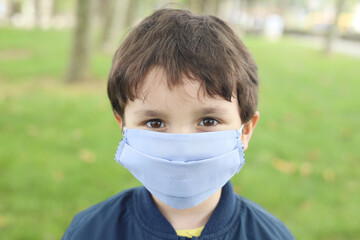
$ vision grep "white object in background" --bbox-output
[264,14,285,40]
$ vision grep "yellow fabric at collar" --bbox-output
[176,226,204,238]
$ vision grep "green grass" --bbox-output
[241,37,360,239]
[0,28,359,239]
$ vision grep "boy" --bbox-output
[62,8,295,239]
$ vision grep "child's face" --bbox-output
[115,66,259,150]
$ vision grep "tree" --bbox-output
[3,0,15,24]
[187,0,221,15]
[99,0,132,54]
[125,0,139,27]
[323,0,346,55]
[189,0,205,14]
[98,0,140,54]
[66,0,93,83]
[34,0,41,27]
[99,0,117,52]
[204,0,221,16]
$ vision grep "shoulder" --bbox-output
[234,194,295,240]
[62,187,139,240]
[71,187,135,227]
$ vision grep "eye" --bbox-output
[199,118,219,127]
[145,119,165,128]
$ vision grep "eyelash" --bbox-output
[144,117,220,128]
[145,119,165,128]
[199,118,220,127]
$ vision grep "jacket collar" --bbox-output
[133,181,237,237]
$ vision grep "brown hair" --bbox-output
[107,8,259,123]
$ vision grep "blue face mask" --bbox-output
[115,127,245,209]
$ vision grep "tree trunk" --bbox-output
[40,0,55,29]
[4,0,14,24]
[323,0,346,55]
[34,0,41,27]
[99,0,131,53]
[99,0,116,51]
[125,0,138,27]
[204,0,221,16]
[190,0,205,14]
[66,0,93,83]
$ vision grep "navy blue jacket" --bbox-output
[62,182,295,239]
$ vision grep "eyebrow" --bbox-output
[134,110,166,118]
[197,107,228,115]
[134,107,228,118]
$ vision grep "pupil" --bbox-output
[151,120,161,128]
[204,119,214,126]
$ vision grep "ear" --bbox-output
[114,112,123,128]
[241,111,260,151]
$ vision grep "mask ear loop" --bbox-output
[239,124,244,133]
[122,126,127,137]
[236,124,245,139]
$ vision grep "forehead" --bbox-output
[124,66,240,120]
[135,66,218,104]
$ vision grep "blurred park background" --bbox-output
[0,0,360,239]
